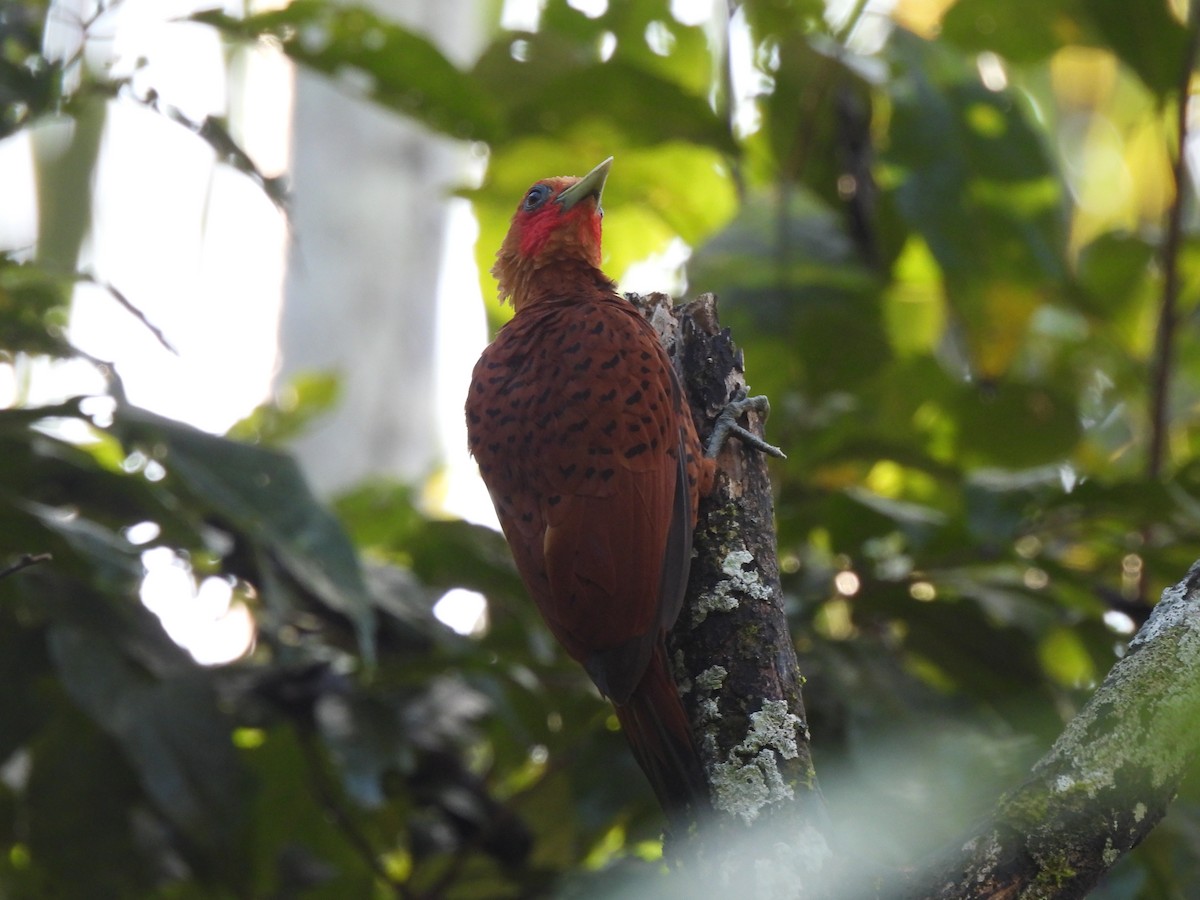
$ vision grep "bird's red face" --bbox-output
[492,157,612,309]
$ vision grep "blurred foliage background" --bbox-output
[3,0,1200,896]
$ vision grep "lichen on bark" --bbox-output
[895,561,1200,899]
[631,291,830,890]
[629,291,1200,899]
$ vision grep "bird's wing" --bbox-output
[469,298,694,703]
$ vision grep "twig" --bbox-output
[0,553,52,579]
[75,273,179,355]
[1148,7,1200,479]
[129,86,291,214]
[68,347,129,405]
[28,262,179,356]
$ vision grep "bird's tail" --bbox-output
[614,642,710,828]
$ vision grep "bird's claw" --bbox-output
[705,389,787,460]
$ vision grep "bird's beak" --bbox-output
[557,157,613,211]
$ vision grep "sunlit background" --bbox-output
[6,0,1200,893]
[2,0,765,662]
[1,0,1183,660]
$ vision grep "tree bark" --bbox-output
[632,292,831,893]
[888,560,1200,899]
[632,291,1200,898]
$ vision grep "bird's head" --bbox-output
[492,157,612,310]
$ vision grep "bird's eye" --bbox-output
[523,185,550,211]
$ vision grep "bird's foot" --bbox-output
[705,389,786,460]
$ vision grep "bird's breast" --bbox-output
[468,298,679,482]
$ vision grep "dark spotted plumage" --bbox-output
[466,159,713,825]
[468,294,711,696]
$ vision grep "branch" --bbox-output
[75,273,178,355]
[0,553,52,579]
[889,562,1200,898]
[1147,7,1200,479]
[633,294,1200,899]
[632,292,831,890]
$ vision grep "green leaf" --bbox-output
[0,605,50,762]
[500,60,736,152]
[195,1,499,141]
[0,405,203,555]
[600,144,738,246]
[471,19,734,152]
[1073,231,1155,322]
[1082,0,1189,98]
[0,3,60,139]
[336,480,526,607]
[48,624,251,880]
[887,29,1061,200]
[0,256,74,358]
[228,370,342,446]
[738,0,827,38]
[314,692,412,808]
[25,707,153,897]
[941,0,1086,63]
[691,189,870,288]
[690,187,886,394]
[819,488,945,552]
[534,0,716,98]
[885,31,1068,377]
[111,405,377,659]
[606,4,716,98]
[882,238,946,357]
[886,35,1065,265]
[867,587,1048,705]
[239,727,381,895]
[14,499,143,591]
[952,381,1081,468]
[1038,625,1096,687]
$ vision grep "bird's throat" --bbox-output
[508,258,616,313]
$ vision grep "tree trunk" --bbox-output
[633,292,831,893]
[634,291,1200,898]
[278,0,482,495]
